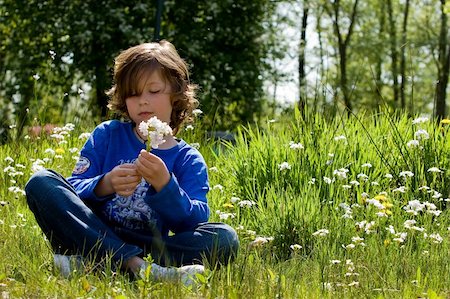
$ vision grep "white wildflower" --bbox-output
[357,173,369,181]
[427,167,442,173]
[407,139,421,148]
[278,162,291,171]
[412,116,429,124]
[323,176,333,184]
[209,166,218,172]
[333,168,349,180]
[414,129,430,140]
[393,186,407,193]
[313,229,330,237]
[399,171,414,178]
[427,233,443,244]
[290,244,302,252]
[362,163,372,168]
[404,200,425,215]
[192,109,203,116]
[249,236,273,248]
[78,132,91,139]
[334,135,347,141]
[138,116,173,149]
[289,141,304,150]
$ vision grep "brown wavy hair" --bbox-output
[106,40,198,133]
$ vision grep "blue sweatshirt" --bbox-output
[67,120,210,236]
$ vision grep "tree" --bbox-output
[435,0,450,119]
[298,2,310,117]
[163,0,277,130]
[386,0,400,104]
[325,0,360,114]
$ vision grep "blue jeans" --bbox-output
[25,169,239,267]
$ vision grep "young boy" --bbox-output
[25,40,239,285]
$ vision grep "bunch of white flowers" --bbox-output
[138,116,173,150]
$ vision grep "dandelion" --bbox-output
[278,162,291,171]
[138,116,173,150]
[427,167,442,173]
[440,119,450,124]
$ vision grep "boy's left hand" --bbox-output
[135,149,170,192]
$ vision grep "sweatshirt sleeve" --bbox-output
[144,149,210,232]
[67,124,111,203]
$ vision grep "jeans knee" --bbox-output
[25,169,60,205]
[215,223,239,262]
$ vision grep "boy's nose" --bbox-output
[138,94,151,105]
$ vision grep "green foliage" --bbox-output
[2,113,450,296]
[162,0,277,130]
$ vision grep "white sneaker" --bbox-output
[53,254,83,278]
[139,263,205,287]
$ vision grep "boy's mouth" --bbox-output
[139,112,153,117]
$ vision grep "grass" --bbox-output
[1,111,450,298]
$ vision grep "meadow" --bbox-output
[1,110,450,298]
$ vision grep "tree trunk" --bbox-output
[329,0,359,115]
[399,0,410,110]
[298,6,309,117]
[435,0,450,119]
[386,0,399,104]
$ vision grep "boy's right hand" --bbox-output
[99,163,142,197]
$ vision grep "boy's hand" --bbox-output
[135,149,170,192]
[103,163,142,197]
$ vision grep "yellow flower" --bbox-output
[385,209,393,216]
[384,239,391,247]
[383,202,393,209]
[440,119,450,124]
[55,148,65,155]
[223,203,234,209]
[374,194,387,202]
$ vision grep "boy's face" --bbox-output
[125,70,172,126]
